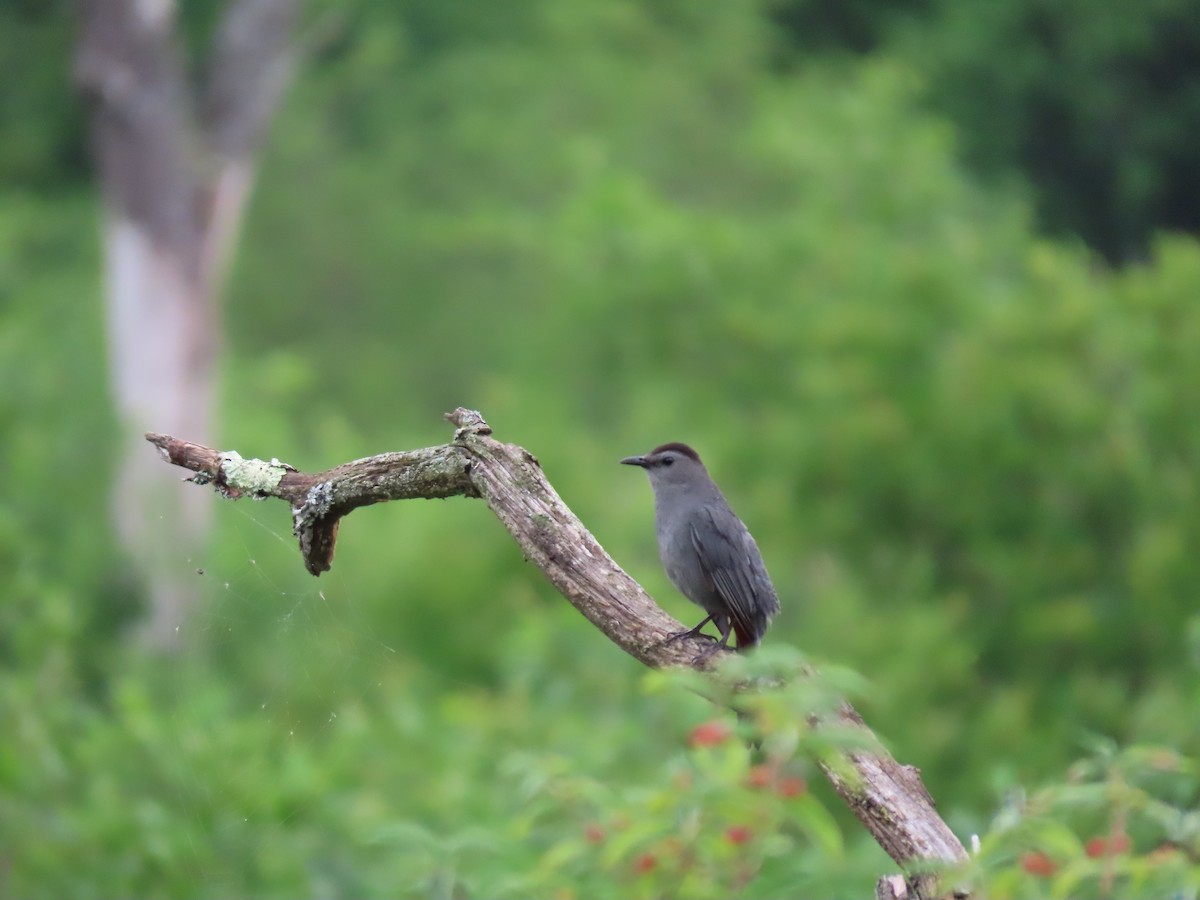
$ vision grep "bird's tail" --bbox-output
[733,619,761,652]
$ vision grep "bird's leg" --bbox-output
[690,615,734,662]
[714,615,734,649]
[660,614,717,646]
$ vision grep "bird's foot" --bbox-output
[659,624,717,648]
[690,640,729,664]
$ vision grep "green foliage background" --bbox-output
[2,0,1199,897]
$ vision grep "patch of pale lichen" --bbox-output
[220,451,289,499]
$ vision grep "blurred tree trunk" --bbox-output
[75,0,298,647]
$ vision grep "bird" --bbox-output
[621,442,780,651]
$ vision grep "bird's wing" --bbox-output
[689,507,778,647]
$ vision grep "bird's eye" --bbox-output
[661,456,674,467]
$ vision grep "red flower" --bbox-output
[1085,834,1131,858]
[745,764,775,789]
[583,824,605,844]
[777,776,808,798]
[725,825,754,845]
[688,720,733,748]
[1020,851,1058,878]
[633,853,657,874]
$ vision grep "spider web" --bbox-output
[149,499,421,893]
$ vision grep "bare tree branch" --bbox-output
[146,408,970,896]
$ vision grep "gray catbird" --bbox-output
[622,443,780,650]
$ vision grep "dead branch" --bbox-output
[146,408,969,896]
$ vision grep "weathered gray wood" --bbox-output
[145,408,969,896]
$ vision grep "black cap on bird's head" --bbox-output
[620,442,703,469]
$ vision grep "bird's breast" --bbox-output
[655,507,719,611]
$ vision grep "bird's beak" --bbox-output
[620,455,648,468]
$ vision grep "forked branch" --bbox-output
[146,408,968,897]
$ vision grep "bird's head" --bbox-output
[620,442,710,492]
